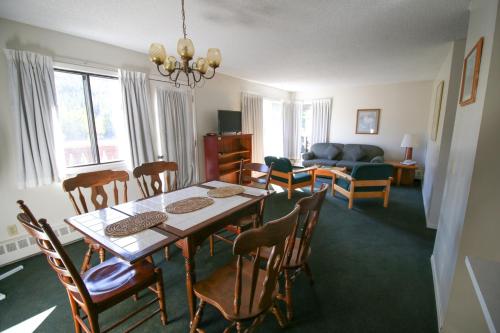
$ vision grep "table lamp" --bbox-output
[400,134,418,161]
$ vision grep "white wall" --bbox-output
[297,81,433,165]
[431,0,500,331]
[422,40,465,229]
[0,18,290,265]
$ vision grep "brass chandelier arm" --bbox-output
[154,64,216,88]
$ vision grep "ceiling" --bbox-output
[0,0,470,92]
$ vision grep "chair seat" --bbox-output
[73,257,157,310]
[272,173,312,185]
[259,238,311,269]
[193,258,278,321]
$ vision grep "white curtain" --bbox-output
[241,92,264,163]
[4,49,60,188]
[157,87,198,188]
[311,98,332,144]
[283,101,302,160]
[119,69,155,168]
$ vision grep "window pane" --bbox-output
[263,99,284,158]
[300,104,313,153]
[54,71,95,167]
[89,76,126,163]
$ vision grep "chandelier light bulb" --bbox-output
[195,57,209,74]
[207,48,221,68]
[177,38,195,60]
[163,56,177,73]
[149,43,166,65]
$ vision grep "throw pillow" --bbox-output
[343,145,365,161]
[302,152,315,160]
[325,146,340,160]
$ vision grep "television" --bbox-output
[218,110,242,134]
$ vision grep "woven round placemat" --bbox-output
[104,211,167,237]
[165,196,214,214]
[207,185,245,198]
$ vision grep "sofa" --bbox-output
[302,143,384,170]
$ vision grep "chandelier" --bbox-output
[148,0,221,88]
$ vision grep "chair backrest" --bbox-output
[264,156,293,174]
[16,201,92,308]
[238,160,273,190]
[284,183,328,267]
[232,206,300,315]
[62,170,129,214]
[133,161,178,198]
[351,163,393,181]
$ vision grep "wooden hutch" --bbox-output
[204,134,252,183]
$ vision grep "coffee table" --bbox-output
[313,166,348,191]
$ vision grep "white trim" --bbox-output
[431,254,444,331]
[53,57,118,77]
[63,160,130,176]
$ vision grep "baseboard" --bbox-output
[431,254,444,332]
[0,224,82,266]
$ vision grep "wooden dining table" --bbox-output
[64,180,272,324]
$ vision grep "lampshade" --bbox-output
[207,48,221,68]
[401,134,419,148]
[177,38,195,60]
[163,56,177,73]
[149,43,166,65]
[195,57,209,74]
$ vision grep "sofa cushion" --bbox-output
[336,160,367,170]
[311,143,344,159]
[271,171,312,184]
[264,156,279,168]
[342,145,365,161]
[302,159,338,167]
[325,146,341,160]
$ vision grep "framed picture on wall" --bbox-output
[356,109,380,134]
[431,81,445,141]
[459,37,484,106]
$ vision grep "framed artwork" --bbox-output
[460,37,484,106]
[356,109,380,134]
[431,81,445,141]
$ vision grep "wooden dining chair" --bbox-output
[261,183,329,321]
[16,200,167,333]
[209,160,273,256]
[133,161,178,198]
[189,205,300,333]
[62,170,129,273]
[133,161,178,260]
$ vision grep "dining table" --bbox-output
[64,180,272,324]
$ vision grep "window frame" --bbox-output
[54,67,126,169]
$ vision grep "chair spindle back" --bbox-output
[133,161,178,198]
[62,170,129,214]
[232,206,300,315]
[238,161,273,190]
[284,183,328,267]
[16,201,92,307]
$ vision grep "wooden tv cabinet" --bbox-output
[204,134,253,183]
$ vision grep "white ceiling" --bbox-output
[0,0,469,92]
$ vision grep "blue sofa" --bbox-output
[302,143,384,170]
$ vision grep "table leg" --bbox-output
[182,238,197,322]
[397,168,402,186]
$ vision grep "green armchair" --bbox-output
[264,156,316,199]
[332,163,393,209]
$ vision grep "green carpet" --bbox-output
[0,183,437,332]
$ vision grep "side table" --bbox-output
[385,161,418,186]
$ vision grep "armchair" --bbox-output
[264,156,316,199]
[331,163,393,209]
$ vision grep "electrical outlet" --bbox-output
[7,225,18,237]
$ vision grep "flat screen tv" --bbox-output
[218,110,242,134]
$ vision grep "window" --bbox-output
[54,69,127,167]
[263,99,284,157]
[300,103,313,153]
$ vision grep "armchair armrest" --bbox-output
[331,169,353,181]
[291,166,317,174]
